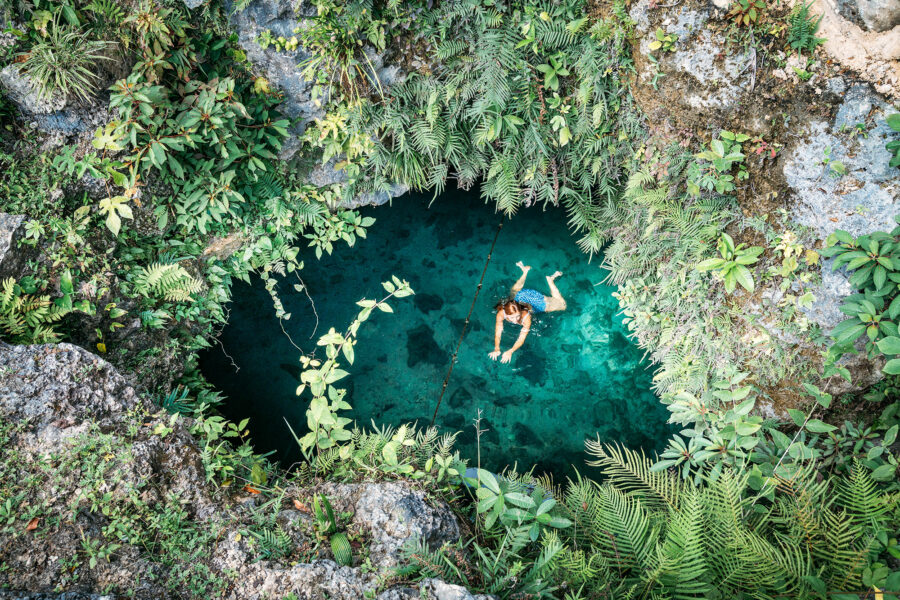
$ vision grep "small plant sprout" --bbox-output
[649,28,677,52]
[696,232,764,293]
[728,0,766,26]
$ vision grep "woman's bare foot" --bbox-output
[548,271,563,281]
[516,261,531,273]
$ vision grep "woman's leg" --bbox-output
[511,261,531,294]
[543,271,566,312]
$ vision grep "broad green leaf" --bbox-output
[871,463,897,481]
[883,424,898,445]
[477,469,500,494]
[735,421,761,435]
[733,264,754,292]
[876,336,900,355]
[883,358,900,375]
[505,492,536,509]
[787,408,807,427]
[805,419,837,433]
[734,397,755,416]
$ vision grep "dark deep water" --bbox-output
[200,188,673,477]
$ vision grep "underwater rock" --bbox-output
[517,347,547,387]
[450,317,483,333]
[512,421,538,447]
[447,386,473,409]
[406,323,446,368]
[442,412,467,430]
[279,362,301,380]
[414,293,445,313]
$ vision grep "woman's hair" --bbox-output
[494,299,531,315]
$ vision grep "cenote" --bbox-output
[200,188,672,477]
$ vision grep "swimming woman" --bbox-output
[489,261,566,363]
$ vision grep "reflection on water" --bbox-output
[200,189,672,477]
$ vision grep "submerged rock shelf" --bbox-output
[201,189,672,476]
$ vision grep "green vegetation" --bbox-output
[728,0,766,26]
[696,232,763,293]
[0,276,68,343]
[787,0,825,55]
[313,494,353,566]
[887,113,900,169]
[307,0,641,254]
[18,16,113,102]
[0,0,898,597]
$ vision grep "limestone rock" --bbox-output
[227,0,409,205]
[783,86,899,239]
[316,481,462,569]
[0,343,481,599]
[628,0,752,124]
[785,84,899,339]
[0,65,66,115]
[226,0,322,143]
[420,579,497,600]
[308,157,408,207]
[855,0,900,32]
[0,213,34,281]
[0,65,111,134]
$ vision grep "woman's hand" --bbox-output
[501,350,514,363]
[489,350,501,360]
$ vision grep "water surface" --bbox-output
[200,189,672,476]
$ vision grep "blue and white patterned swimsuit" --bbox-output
[514,288,547,312]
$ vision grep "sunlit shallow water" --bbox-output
[200,189,673,477]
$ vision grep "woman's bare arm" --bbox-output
[489,311,504,359]
[501,313,531,363]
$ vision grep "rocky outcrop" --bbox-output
[783,84,899,241]
[0,65,113,135]
[0,213,34,281]
[851,0,900,32]
[782,84,899,389]
[226,0,409,205]
[226,0,322,145]
[315,482,461,569]
[0,342,479,599]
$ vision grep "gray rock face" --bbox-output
[785,83,899,339]
[803,260,857,332]
[0,213,34,281]
[0,65,110,134]
[855,0,900,32]
[227,0,322,143]
[629,0,751,113]
[0,342,474,599]
[317,481,461,569]
[780,84,900,393]
[0,594,115,599]
[784,85,899,240]
[228,0,409,205]
[0,65,66,114]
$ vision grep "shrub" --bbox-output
[18,17,113,103]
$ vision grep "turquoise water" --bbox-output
[200,189,672,477]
